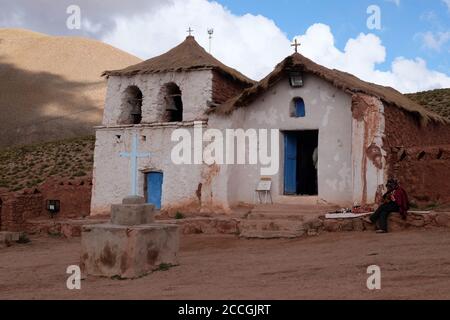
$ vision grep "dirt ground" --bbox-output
[1,229,450,300]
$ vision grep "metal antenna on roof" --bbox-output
[291,38,301,53]
[187,27,194,36]
[207,28,214,53]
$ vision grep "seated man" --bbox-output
[366,178,409,233]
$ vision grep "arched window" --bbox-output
[290,97,306,118]
[162,83,183,122]
[120,85,143,124]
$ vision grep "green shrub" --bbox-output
[16,233,31,244]
[175,212,185,220]
[156,263,174,271]
[73,170,86,177]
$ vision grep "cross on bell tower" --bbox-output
[291,38,301,53]
[187,27,194,36]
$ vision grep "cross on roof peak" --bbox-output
[187,27,194,36]
[291,38,301,53]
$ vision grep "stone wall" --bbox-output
[320,212,450,233]
[383,105,450,204]
[0,177,92,232]
[0,193,43,231]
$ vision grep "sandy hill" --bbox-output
[0,136,94,194]
[407,88,450,121]
[0,28,141,148]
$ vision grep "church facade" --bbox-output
[90,36,450,215]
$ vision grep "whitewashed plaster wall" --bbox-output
[102,70,213,126]
[93,70,386,214]
[209,73,354,206]
[91,125,206,215]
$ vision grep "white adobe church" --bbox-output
[90,35,443,215]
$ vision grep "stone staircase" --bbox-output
[239,203,339,239]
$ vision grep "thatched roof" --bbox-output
[214,53,447,123]
[102,36,254,86]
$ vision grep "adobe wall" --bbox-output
[350,94,386,205]
[211,71,248,105]
[39,177,92,218]
[0,193,43,232]
[383,105,450,204]
[0,177,92,231]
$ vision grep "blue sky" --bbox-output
[218,0,450,74]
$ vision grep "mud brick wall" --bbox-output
[39,178,92,218]
[383,105,450,204]
[0,194,44,231]
[0,177,92,231]
[211,71,249,105]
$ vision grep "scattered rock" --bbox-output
[312,219,324,230]
[352,219,365,232]
[323,220,340,232]
[435,213,450,228]
[341,220,354,232]
[408,217,425,228]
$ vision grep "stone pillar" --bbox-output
[81,196,179,279]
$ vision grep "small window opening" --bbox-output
[290,97,306,118]
[417,151,426,160]
[398,149,407,161]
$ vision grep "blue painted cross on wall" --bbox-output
[120,133,151,196]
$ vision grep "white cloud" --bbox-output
[0,0,166,37]
[443,0,450,11]
[294,24,450,93]
[101,0,450,93]
[417,31,450,51]
[386,0,401,7]
[102,0,290,80]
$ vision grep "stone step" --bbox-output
[252,204,339,213]
[247,211,324,221]
[248,203,336,223]
[240,230,304,239]
[276,195,320,205]
[239,219,307,239]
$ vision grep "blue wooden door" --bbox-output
[284,134,297,195]
[146,172,163,209]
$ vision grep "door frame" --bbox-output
[283,132,298,195]
[143,170,163,209]
[282,130,319,196]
